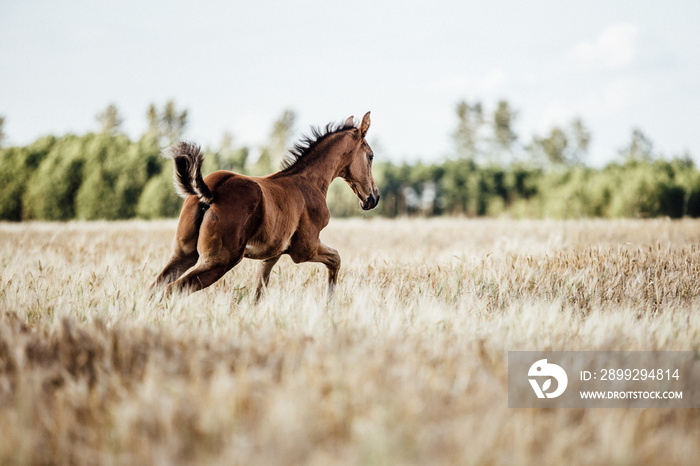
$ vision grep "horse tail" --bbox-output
[162,142,214,206]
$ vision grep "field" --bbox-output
[1,218,699,465]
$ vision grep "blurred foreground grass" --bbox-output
[1,218,699,465]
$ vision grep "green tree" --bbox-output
[440,158,478,215]
[253,109,296,176]
[529,118,590,167]
[144,101,188,146]
[619,128,653,162]
[146,104,160,140]
[23,136,87,220]
[136,164,182,218]
[453,100,484,161]
[530,126,568,166]
[0,147,32,220]
[371,161,404,217]
[491,100,518,164]
[569,117,591,164]
[75,134,144,220]
[137,132,165,179]
[162,100,188,145]
[96,103,123,135]
[207,131,249,174]
[0,136,56,220]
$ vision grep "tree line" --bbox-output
[1,100,699,221]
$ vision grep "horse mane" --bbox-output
[280,120,356,171]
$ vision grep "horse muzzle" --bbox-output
[361,191,380,211]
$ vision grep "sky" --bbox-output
[1,0,699,166]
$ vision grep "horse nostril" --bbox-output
[361,192,380,210]
[367,192,379,209]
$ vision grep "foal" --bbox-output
[151,112,379,300]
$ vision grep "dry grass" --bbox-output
[1,218,699,465]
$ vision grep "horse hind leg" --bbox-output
[149,197,204,292]
[150,246,198,290]
[164,239,240,297]
[163,258,235,297]
[163,208,249,298]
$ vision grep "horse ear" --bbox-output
[360,111,371,137]
[344,115,355,127]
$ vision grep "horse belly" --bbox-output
[244,243,267,259]
[244,239,289,260]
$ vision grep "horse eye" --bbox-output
[368,154,374,162]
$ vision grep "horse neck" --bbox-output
[296,134,352,195]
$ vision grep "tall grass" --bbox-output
[1,218,699,464]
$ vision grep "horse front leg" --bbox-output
[309,243,341,300]
[254,255,281,302]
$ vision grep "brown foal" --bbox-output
[151,112,379,300]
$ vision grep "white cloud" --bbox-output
[536,77,651,132]
[578,77,650,117]
[568,23,640,69]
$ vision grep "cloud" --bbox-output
[536,77,651,132]
[568,23,639,69]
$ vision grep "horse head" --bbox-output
[340,112,380,210]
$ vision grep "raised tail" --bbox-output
[162,142,214,206]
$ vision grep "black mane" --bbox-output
[280,120,356,171]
